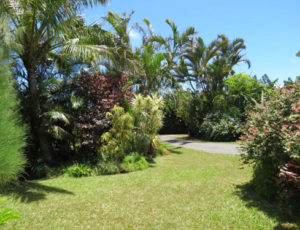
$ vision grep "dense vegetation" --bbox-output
[0,0,299,227]
[241,79,300,204]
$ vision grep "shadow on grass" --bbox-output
[235,183,300,229]
[0,181,74,203]
[165,145,182,155]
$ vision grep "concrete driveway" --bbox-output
[160,135,241,155]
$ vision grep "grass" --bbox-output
[1,145,299,230]
[175,134,238,144]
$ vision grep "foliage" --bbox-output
[72,72,132,156]
[64,163,93,177]
[0,199,21,226]
[160,92,187,134]
[0,48,26,186]
[176,91,210,137]
[241,79,300,198]
[96,161,120,175]
[100,106,135,161]
[120,154,149,172]
[131,94,164,158]
[200,113,243,141]
[0,0,110,165]
[224,73,271,116]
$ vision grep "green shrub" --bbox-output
[0,48,26,186]
[200,113,243,141]
[121,154,149,172]
[64,163,93,177]
[100,106,134,161]
[0,199,21,226]
[241,79,300,198]
[131,94,164,158]
[96,161,120,175]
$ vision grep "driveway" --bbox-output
[160,135,241,155]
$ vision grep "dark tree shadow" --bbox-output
[235,182,300,229]
[164,139,192,146]
[0,181,74,203]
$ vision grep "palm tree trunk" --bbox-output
[27,66,53,164]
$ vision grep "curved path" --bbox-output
[160,134,241,155]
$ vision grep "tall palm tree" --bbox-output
[181,34,250,105]
[0,0,110,163]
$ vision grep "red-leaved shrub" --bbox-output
[72,71,132,155]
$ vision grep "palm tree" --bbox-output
[153,19,197,87]
[103,11,139,74]
[0,0,110,163]
[181,34,250,105]
[135,44,166,95]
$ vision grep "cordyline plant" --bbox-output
[72,71,132,156]
[241,78,300,198]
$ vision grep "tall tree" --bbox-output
[0,0,110,163]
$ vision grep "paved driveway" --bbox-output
[160,135,241,155]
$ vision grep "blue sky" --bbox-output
[83,0,300,84]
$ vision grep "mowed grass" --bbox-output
[2,145,299,230]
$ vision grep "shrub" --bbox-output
[241,79,300,198]
[64,163,93,177]
[71,71,132,155]
[96,161,120,175]
[199,112,243,141]
[0,49,26,186]
[100,106,134,161]
[121,154,149,172]
[131,94,164,158]
[0,199,21,226]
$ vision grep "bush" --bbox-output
[71,71,132,155]
[64,163,93,177]
[100,106,134,161]
[121,154,149,172]
[131,94,164,158]
[0,48,26,186]
[96,161,120,175]
[199,113,243,141]
[241,79,300,199]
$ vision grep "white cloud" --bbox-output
[129,30,141,40]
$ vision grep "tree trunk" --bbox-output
[27,66,54,164]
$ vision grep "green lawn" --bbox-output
[1,145,299,230]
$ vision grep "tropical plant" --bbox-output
[131,94,164,158]
[0,0,110,164]
[121,154,149,172]
[180,35,250,105]
[100,106,135,161]
[73,72,132,157]
[0,46,26,186]
[224,73,271,114]
[64,162,93,177]
[199,112,243,141]
[135,44,166,94]
[241,79,300,198]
